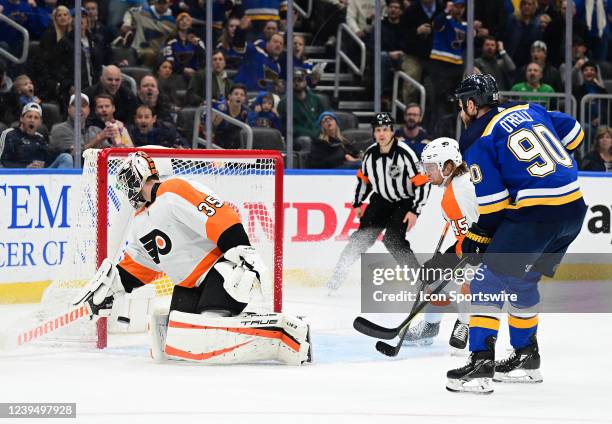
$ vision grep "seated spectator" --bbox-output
[278,68,325,146]
[186,50,233,106]
[49,93,94,168]
[0,60,18,124]
[84,0,113,65]
[208,83,249,149]
[13,75,42,109]
[394,103,431,157]
[474,36,516,90]
[511,62,555,105]
[216,16,243,69]
[155,59,187,104]
[581,126,612,172]
[120,0,176,67]
[573,61,608,127]
[515,40,563,91]
[86,94,134,148]
[163,12,205,79]
[503,0,543,69]
[308,111,361,169]
[254,20,279,48]
[247,92,281,130]
[233,17,284,91]
[0,103,70,168]
[129,104,188,147]
[346,0,376,40]
[84,65,138,123]
[136,75,173,124]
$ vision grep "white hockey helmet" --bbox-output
[116,151,159,209]
[421,137,463,175]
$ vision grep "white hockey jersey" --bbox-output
[441,172,479,255]
[118,177,243,288]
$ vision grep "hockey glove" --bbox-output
[72,258,126,317]
[224,245,269,284]
[222,246,271,303]
[460,224,492,265]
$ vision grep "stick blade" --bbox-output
[376,340,401,357]
[353,316,398,340]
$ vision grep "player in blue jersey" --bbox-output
[445,74,587,394]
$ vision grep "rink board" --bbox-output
[0,169,610,303]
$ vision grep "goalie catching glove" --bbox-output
[72,258,126,317]
[217,245,270,304]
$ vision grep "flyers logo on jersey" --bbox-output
[139,229,172,264]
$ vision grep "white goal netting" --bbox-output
[31,148,283,348]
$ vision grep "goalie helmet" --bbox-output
[116,151,159,209]
[421,137,463,177]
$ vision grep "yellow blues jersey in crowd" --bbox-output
[459,102,586,230]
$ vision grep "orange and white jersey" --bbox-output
[118,177,243,288]
[441,173,479,255]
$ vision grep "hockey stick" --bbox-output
[353,223,450,340]
[375,258,469,357]
[0,303,95,351]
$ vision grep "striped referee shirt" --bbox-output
[353,138,430,214]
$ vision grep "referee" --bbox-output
[327,113,431,291]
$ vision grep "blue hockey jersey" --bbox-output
[459,103,586,230]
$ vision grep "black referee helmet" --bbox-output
[371,112,394,130]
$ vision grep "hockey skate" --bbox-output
[402,320,440,346]
[449,319,469,350]
[446,336,495,394]
[493,336,542,383]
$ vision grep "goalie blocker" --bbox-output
[72,151,311,365]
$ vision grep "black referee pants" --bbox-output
[328,193,420,288]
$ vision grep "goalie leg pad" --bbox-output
[163,311,312,365]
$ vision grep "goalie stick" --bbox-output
[353,223,450,340]
[0,303,99,351]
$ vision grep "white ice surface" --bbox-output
[1,283,611,424]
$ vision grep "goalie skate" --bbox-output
[402,320,440,346]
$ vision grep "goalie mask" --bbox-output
[421,137,462,184]
[116,151,159,209]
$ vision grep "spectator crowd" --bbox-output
[0,0,610,171]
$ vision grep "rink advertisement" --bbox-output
[0,170,611,302]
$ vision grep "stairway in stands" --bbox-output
[301,33,380,129]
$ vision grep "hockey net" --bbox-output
[34,148,284,349]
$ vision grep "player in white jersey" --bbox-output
[402,138,478,350]
[73,151,311,365]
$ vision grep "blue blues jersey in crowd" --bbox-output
[459,102,586,232]
[242,0,287,21]
[234,42,282,91]
[430,14,466,65]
